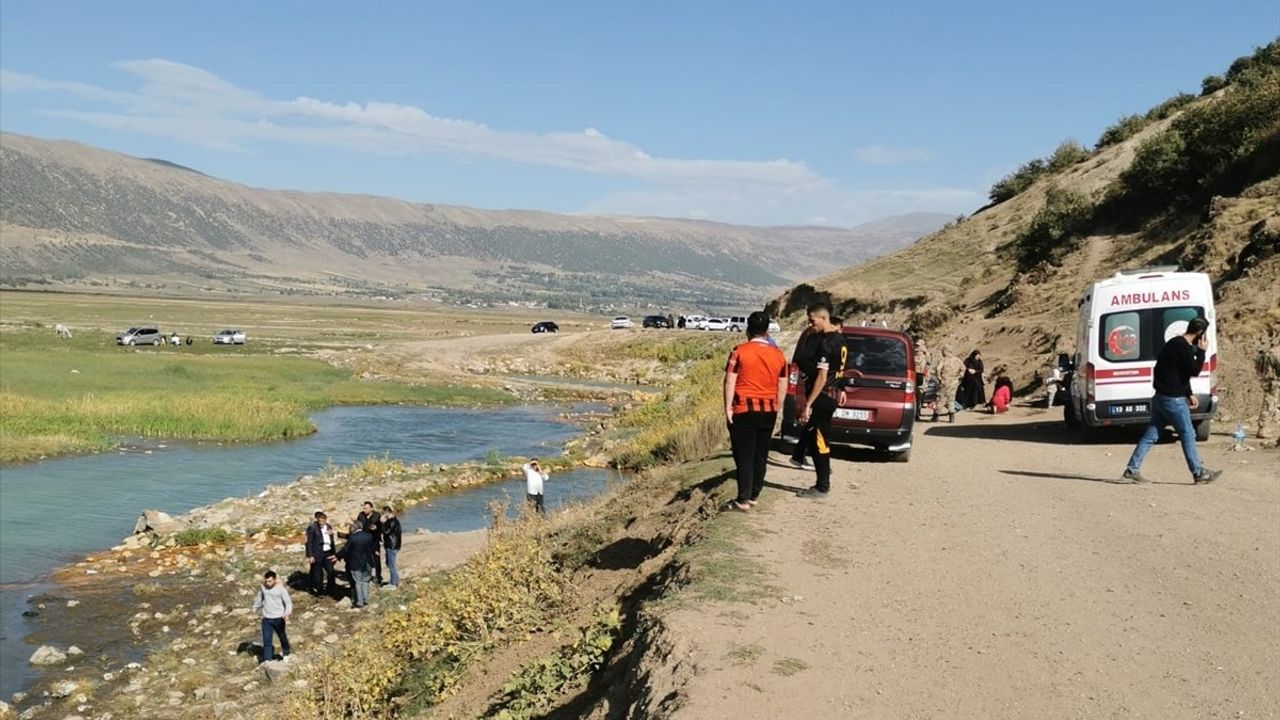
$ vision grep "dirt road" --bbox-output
[663,407,1279,719]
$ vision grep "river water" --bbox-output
[0,404,618,698]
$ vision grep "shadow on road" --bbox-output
[761,479,811,493]
[924,417,1144,446]
[999,469,1131,485]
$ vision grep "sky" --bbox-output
[1,1,1276,227]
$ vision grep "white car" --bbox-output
[685,315,708,330]
[768,320,782,334]
[214,329,247,345]
[726,315,748,332]
[610,316,632,330]
[705,317,730,331]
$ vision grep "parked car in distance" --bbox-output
[610,316,633,330]
[531,321,559,334]
[116,327,163,346]
[642,315,672,329]
[782,325,916,462]
[704,317,730,331]
[213,329,247,345]
[768,320,781,334]
[684,314,708,330]
[726,315,748,332]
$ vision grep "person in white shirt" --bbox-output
[522,459,549,516]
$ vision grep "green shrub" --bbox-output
[1146,92,1196,120]
[173,527,238,546]
[1097,114,1148,148]
[989,158,1048,204]
[1201,74,1229,96]
[1047,140,1090,171]
[491,604,621,719]
[1013,187,1093,271]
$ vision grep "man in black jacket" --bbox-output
[356,501,384,585]
[794,304,847,498]
[304,511,337,596]
[1124,317,1223,485]
[338,521,377,608]
[382,505,402,589]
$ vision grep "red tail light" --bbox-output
[1085,362,1096,402]
[904,368,916,405]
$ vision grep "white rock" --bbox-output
[66,646,84,657]
[28,646,67,666]
[49,680,77,698]
[66,600,80,608]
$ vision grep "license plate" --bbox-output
[1110,403,1149,416]
[835,408,872,421]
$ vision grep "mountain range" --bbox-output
[0,132,948,310]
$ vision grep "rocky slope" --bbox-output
[0,132,946,310]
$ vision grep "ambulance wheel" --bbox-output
[1194,419,1211,442]
[1064,402,1081,431]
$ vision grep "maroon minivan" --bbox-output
[781,326,917,462]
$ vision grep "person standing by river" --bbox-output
[338,521,377,608]
[304,511,337,597]
[356,501,384,586]
[523,459,549,515]
[381,506,402,589]
[251,570,292,664]
[723,311,788,511]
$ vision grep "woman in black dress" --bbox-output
[959,350,986,409]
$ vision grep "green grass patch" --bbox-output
[0,327,510,463]
[727,643,765,666]
[172,527,240,547]
[772,657,810,677]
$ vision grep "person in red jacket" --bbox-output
[988,376,1013,413]
[723,312,789,511]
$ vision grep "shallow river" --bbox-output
[0,404,619,698]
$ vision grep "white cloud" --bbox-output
[853,144,934,165]
[1,61,980,225]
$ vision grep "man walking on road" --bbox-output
[794,303,846,498]
[723,311,789,511]
[1123,317,1223,485]
[933,347,964,423]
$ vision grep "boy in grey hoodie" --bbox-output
[251,570,293,664]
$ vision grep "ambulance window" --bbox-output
[1101,312,1142,362]
[1159,307,1203,343]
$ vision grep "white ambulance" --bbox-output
[1064,267,1218,440]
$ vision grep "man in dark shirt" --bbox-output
[789,315,843,467]
[1124,317,1222,484]
[795,303,846,497]
[304,511,337,596]
[337,521,377,608]
[356,501,384,585]
[381,506,402,589]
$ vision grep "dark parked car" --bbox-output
[531,321,559,334]
[782,326,917,462]
[642,315,673,329]
[116,327,163,346]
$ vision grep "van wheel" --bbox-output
[1064,402,1080,430]
[1194,419,1211,442]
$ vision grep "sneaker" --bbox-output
[789,456,810,469]
[1122,469,1150,484]
[1193,468,1222,484]
[795,486,828,498]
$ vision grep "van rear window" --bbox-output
[842,335,907,376]
[1099,306,1204,363]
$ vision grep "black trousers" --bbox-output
[309,552,336,594]
[803,394,837,492]
[526,493,546,515]
[373,548,383,585]
[730,410,777,503]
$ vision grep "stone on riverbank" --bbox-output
[28,646,66,666]
[133,510,188,535]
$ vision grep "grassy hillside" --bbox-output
[770,40,1280,423]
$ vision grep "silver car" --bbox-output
[213,329,247,345]
[116,327,163,346]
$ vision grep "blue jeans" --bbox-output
[385,548,399,587]
[261,617,290,663]
[350,568,371,607]
[1126,394,1202,477]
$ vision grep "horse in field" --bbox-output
[54,324,72,339]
